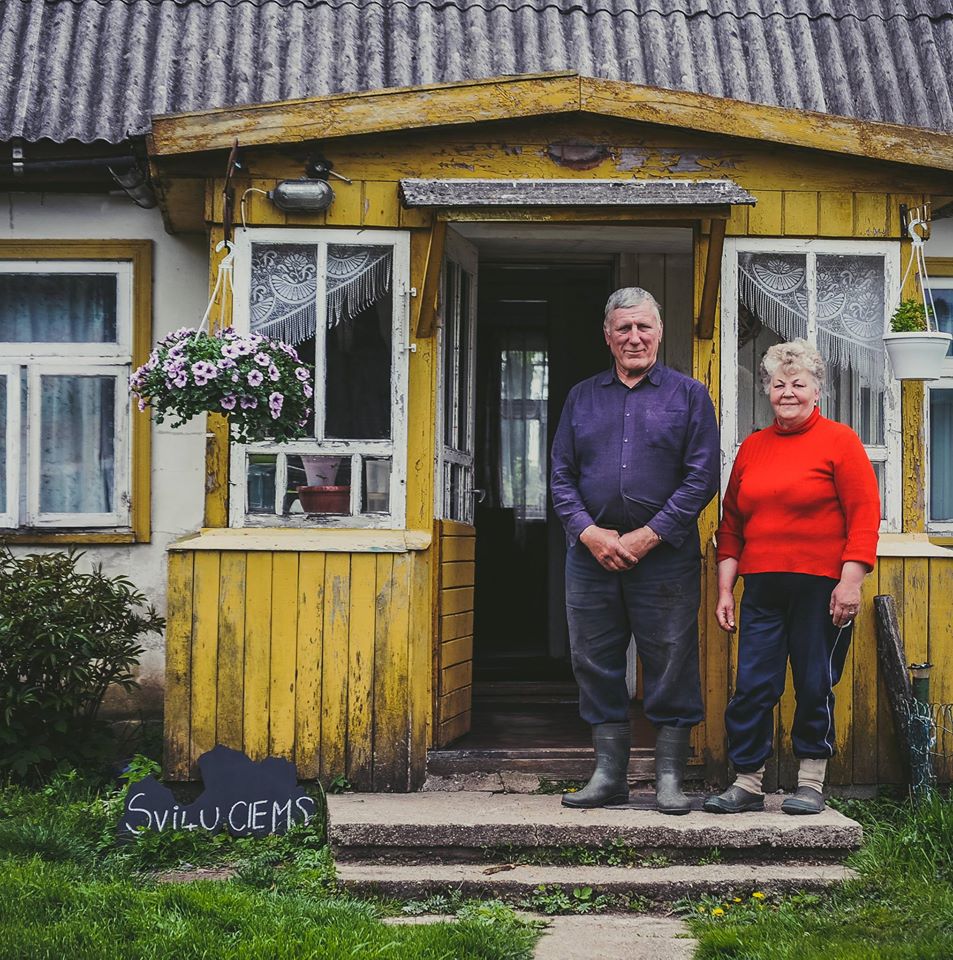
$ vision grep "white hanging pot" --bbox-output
[884,331,953,380]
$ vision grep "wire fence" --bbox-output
[898,700,953,794]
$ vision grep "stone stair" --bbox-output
[328,790,862,907]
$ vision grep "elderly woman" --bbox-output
[704,340,880,815]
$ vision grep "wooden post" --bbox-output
[874,594,913,775]
[696,217,726,339]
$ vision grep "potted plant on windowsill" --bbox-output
[884,299,953,381]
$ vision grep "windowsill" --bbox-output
[0,530,141,545]
[169,527,432,553]
[877,533,953,558]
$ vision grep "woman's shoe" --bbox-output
[781,786,825,815]
[702,784,765,814]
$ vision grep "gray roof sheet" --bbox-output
[4,0,953,145]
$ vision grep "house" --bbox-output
[3,0,953,792]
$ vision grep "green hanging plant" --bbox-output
[889,299,932,333]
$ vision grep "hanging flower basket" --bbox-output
[884,331,953,381]
[130,326,314,443]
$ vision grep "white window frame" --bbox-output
[924,275,953,533]
[0,365,20,529]
[720,237,902,532]
[436,230,478,524]
[0,260,133,530]
[229,228,411,529]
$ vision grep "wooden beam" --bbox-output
[150,73,581,156]
[150,71,953,175]
[415,219,447,339]
[696,217,726,340]
[581,77,953,174]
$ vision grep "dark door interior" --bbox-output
[473,262,613,682]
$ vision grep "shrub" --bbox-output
[0,550,165,781]
[889,298,931,333]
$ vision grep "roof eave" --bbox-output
[148,72,953,174]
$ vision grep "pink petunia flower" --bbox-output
[220,395,237,411]
[268,365,281,382]
[295,367,310,382]
[247,369,264,387]
[303,383,313,399]
[240,396,258,409]
[254,352,272,367]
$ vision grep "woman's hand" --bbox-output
[716,589,736,633]
[830,561,868,627]
[715,557,740,633]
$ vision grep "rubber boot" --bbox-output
[561,722,630,808]
[655,725,692,816]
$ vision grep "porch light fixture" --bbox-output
[268,157,352,214]
[269,178,334,213]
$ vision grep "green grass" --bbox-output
[686,792,953,960]
[0,768,538,960]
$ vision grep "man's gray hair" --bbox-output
[759,339,826,393]
[603,287,662,328]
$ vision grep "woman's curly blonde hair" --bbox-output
[759,338,826,394]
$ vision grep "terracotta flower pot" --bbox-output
[297,485,350,514]
[884,331,953,380]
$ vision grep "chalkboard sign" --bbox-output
[119,745,319,839]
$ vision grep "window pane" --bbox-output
[443,262,459,449]
[325,244,393,440]
[870,459,886,521]
[247,454,277,514]
[0,273,117,342]
[499,332,548,520]
[362,457,391,514]
[931,389,953,522]
[736,253,805,439]
[927,285,953,357]
[40,375,115,514]
[457,269,472,452]
[0,375,6,512]
[296,456,351,516]
[816,255,886,444]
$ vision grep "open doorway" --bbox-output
[433,223,694,767]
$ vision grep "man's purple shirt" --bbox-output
[550,362,720,549]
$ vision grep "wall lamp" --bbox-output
[269,157,352,214]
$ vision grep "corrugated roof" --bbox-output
[3,0,953,145]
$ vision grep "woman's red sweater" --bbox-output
[716,407,880,579]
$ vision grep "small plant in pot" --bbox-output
[884,298,953,380]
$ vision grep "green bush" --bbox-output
[0,549,165,781]
[890,298,931,332]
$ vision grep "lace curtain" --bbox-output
[738,253,886,385]
[250,243,392,344]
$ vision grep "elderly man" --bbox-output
[551,287,719,815]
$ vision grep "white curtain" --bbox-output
[0,273,116,342]
[250,243,392,345]
[39,375,114,514]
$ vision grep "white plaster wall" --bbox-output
[1,192,209,713]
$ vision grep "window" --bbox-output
[721,239,901,530]
[437,234,477,523]
[925,260,953,532]
[0,241,152,539]
[230,229,410,528]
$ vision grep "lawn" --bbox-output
[0,767,538,960]
[686,792,953,960]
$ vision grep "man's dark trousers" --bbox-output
[566,536,704,728]
[726,572,852,772]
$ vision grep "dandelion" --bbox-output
[732,897,742,903]
[751,892,765,900]
[711,908,725,917]
[247,369,264,387]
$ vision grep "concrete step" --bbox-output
[337,860,855,902]
[327,791,863,862]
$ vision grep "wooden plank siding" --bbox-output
[164,547,432,791]
[162,108,953,791]
[435,520,476,746]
